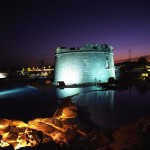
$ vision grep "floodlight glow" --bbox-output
[62,69,79,84]
[0,73,8,78]
[0,88,26,96]
[54,44,116,85]
[0,86,37,97]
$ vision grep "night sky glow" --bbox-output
[0,0,150,66]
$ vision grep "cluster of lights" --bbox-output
[19,66,54,78]
[24,66,51,72]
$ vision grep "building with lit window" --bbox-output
[54,43,116,85]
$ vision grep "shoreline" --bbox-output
[0,98,150,150]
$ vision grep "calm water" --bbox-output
[1,85,150,129]
[57,85,150,129]
[0,85,57,122]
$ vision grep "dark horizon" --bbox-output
[1,0,150,67]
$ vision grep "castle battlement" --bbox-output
[56,44,113,54]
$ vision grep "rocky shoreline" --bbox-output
[0,98,150,150]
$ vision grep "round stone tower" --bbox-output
[54,43,116,86]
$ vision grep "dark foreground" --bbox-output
[0,98,150,150]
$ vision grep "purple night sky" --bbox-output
[0,0,150,67]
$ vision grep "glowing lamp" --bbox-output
[0,73,8,79]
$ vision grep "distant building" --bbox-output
[54,43,116,85]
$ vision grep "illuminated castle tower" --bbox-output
[54,43,116,85]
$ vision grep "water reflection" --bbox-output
[56,85,150,129]
[72,90,115,129]
[56,86,115,128]
[55,86,101,98]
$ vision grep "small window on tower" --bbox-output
[106,61,110,69]
[93,46,97,49]
[106,62,108,69]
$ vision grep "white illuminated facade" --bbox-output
[54,43,116,85]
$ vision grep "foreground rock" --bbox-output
[0,99,150,150]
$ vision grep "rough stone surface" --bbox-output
[0,99,150,150]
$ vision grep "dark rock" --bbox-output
[65,128,77,141]
[0,145,14,150]
[111,117,150,150]
[52,119,63,128]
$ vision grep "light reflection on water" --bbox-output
[0,85,57,121]
[56,85,150,129]
[1,85,150,129]
[55,86,101,98]
[72,90,115,128]
[0,86,37,98]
